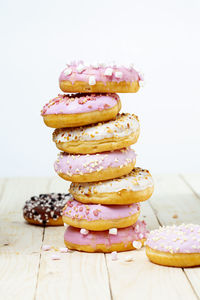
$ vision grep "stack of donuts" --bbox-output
[41,61,154,253]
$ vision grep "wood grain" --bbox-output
[0,178,50,300]
[35,177,111,300]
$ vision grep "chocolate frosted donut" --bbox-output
[23,193,71,226]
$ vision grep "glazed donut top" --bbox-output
[41,93,120,115]
[146,224,200,254]
[54,148,136,176]
[70,168,153,194]
[64,220,148,246]
[59,61,142,85]
[23,193,71,225]
[63,198,140,221]
[53,113,139,143]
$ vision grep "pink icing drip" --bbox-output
[59,61,141,84]
[54,148,136,175]
[63,199,140,221]
[146,224,200,253]
[64,220,148,248]
[41,93,119,115]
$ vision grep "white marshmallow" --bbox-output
[111,251,118,261]
[64,68,72,76]
[88,76,96,85]
[115,71,123,79]
[77,64,86,73]
[80,228,89,235]
[109,228,118,235]
[42,245,51,251]
[59,247,68,253]
[104,68,113,76]
[132,241,142,249]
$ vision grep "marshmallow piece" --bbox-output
[64,68,72,76]
[129,63,135,69]
[92,62,100,69]
[115,71,123,79]
[77,64,86,73]
[104,68,113,76]
[59,247,68,253]
[64,223,67,227]
[132,240,142,249]
[124,255,134,262]
[89,76,96,85]
[42,245,51,251]
[109,228,118,235]
[139,233,144,239]
[80,228,89,235]
[111,251,118,261]
[51,254,61,260]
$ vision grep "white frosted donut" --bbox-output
[70,167,154,204]
[53,113,140,154]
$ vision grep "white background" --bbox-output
[0,0,200,176]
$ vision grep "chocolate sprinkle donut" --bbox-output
[23,193,71,226]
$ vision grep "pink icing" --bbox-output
[146,224,200,254]
[64,220,148,248]
[54,148,136,176]
[63,199,140,221]
[59,61,141,84]
[41,93,119,115]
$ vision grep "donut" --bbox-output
[62,198,140,231]
[54,148,136,183]
[41,93,121,128]
[59,61,142,93]
[23,193,71,226]
[53,113,140,154]
[146,224,200,267]
[64,220,148,253]
[70,168,154,205]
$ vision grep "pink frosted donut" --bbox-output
[64,220,148,252]
[41,93,121,128]
[146,224,200,267]
[54,148,136,182]
[62,198,140,231]
[59,61,142,93]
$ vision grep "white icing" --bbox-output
[70,168,154,194]
[53,114,139,143]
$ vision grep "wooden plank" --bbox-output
[149,174,200,225]
[35,178,111,300]
[0,178,50,300]
[149,174,200,299]
[106,200,197,300]
[181,174,200,199]
[0,178,6,201]
[179,174,200,298]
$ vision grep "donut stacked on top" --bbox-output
[41,61,154,253]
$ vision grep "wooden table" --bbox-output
[0,174,200,300]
